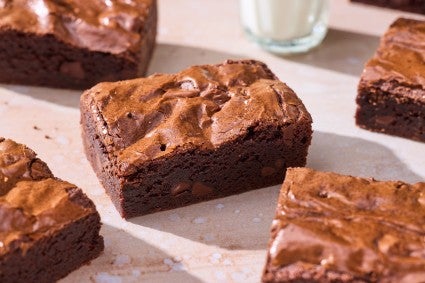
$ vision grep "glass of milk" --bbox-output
[240,0,329,54]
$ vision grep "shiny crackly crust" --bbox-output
[81,59,313,176]
[359,18,425,103]
[0,0,156,54]
[262,168,425,283]
[0,137,100,255]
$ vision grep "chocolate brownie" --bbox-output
[0,0,157,89]
[0,138,104,282]
[80,60,313,218]
[351,0,425,14]
[355,18,425,142]
[262,167,425,283]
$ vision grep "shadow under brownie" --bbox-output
[0,137,104,283]
[80,59,313,218]
[262,167,425,283]
[0,0,157,89]
[355,18,425,142]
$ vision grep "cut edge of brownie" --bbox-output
[355,79,425,142]
[0,210,103,283]
[82,111,312,218]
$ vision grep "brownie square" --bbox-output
[350,0,425,14]
[80,60,313,218]
[262,167,425,283]
[355,18,425,142]
[0,0,157,89]
[0,138,104,283]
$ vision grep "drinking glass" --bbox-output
[240,0,329,54]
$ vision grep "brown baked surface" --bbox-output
[0,137,104,283]
[81,59,313,218]
[355,17,425,142]
[0,0,157,89]
[262,167,425,283]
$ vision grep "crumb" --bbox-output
[171,262,186,271]
[163,258,186,271]
[93,272,122,283]
[163,258,174,266]
[168,213,181,222]
[131,269,141,277]
[201,233,215,242]
[44,135,51,139]
[192,217,207,224]
[215,270,227,281]
[209,253,222,264]
[216,203,225,210]
[33,126,41,130]
[112,254,131,267]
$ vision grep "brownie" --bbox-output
[262,167,425,283]
[355,18,425,142]
[350,0,425,14]
[0,137,104,283]
[80,59,313,218]
[0,0,157,89]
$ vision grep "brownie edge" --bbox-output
[355,18,425,142]
[262,168,425,283]
[81,59,313,218]
[0,138,104,282]
[350,0,425,14]
[0,0,157,89]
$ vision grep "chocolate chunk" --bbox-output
[59,61,85,80]
[192,182,214,197]
[171,182,192,196]
[274,159,285,169]
[261,167,276,177]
